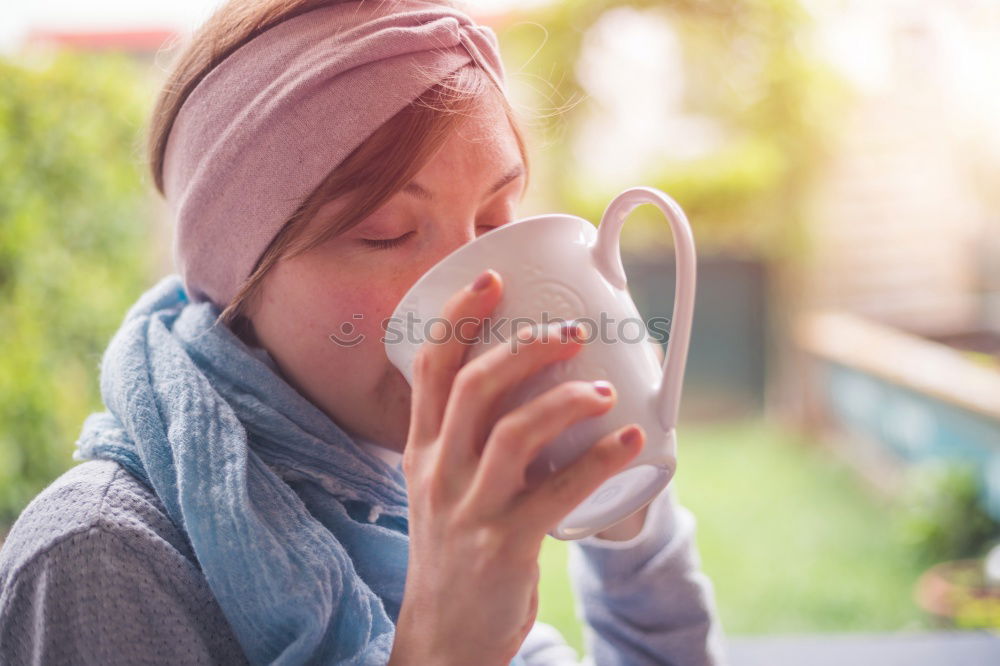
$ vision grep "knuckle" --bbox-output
[469,522,525,571]
[492,410,531,444]
[547,467,575,498]
[470,523,506,555]
[401,446,422,479]
[401,450,416,477]
[465,526,504,577]
[406,459,453,513]
[455,362,489,395]
[421,475,453,513]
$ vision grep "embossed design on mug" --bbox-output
[547,354,608,385]
[522,278,587,323]
[590,484,622,505]
[522,260,547,281]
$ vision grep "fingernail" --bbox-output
[620,425,642,447]
[593,381,614,397]
[470,269,494,292]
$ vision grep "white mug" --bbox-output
[384,186,696,540]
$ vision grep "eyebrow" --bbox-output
[401,163,524,202]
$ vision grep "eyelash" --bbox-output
[361,232,414,250]
[361,227,499,250]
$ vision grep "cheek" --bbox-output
[326,286,401,355]
[276,254,419,366]
[336,294,382,339]
[259,263,380,355]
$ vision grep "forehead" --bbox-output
[419,99,521,174]
[454,96,515,142]
[303,97,522,232]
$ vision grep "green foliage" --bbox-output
[0,50,156,529]
[501,0,849,260]
[892,461,1000,564]
[955,595,1000,630]
[539,419,929,647]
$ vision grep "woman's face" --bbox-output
[249,99,526,451]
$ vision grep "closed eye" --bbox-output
[360,232,414,250]
[360,226,500,250]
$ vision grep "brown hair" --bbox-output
[146,0,531,346]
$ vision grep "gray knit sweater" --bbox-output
[0,458,727,665]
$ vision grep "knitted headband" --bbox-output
[162,0,507,307]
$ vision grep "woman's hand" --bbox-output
[389,268,646,666]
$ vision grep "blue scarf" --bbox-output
[74,274,527,666]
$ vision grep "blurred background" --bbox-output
[2,0,1000,662]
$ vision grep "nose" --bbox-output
[413,218,482,281]
[442,217,481,253]
[390,218,498,319]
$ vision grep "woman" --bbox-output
[0,1,727,664]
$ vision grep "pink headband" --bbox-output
[163,0,507,308]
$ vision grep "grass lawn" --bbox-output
[536,418,931,656]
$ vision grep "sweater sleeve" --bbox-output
[0,524,249,666]
[565,485,730,666]
[518,620,584,665]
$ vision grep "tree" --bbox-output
[0,50,156,529]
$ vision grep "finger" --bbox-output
[406,268,502,447]
[513,424,646,537]
[435,320,587,475]
[463,379,617,516]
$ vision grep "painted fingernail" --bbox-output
[471,269,494,292]
[620,425,642,447]
[593,381,614,397]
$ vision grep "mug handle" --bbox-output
[591,186,697,432]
